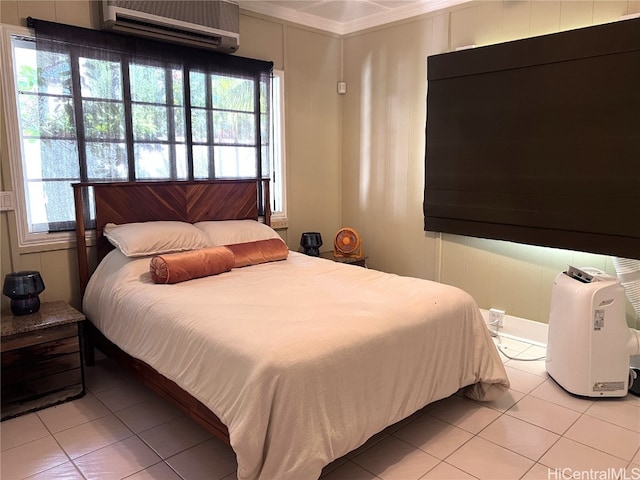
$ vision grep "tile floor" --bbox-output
[2,337,639,480]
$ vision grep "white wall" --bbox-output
[342,0,640,327]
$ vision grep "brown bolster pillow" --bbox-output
[226,238,289,268]
[150,246,235,284]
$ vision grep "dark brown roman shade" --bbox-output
[424,17,640,259]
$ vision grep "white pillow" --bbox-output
[104,221,209,257]
[194,220,281,246]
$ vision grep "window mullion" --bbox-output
[121,56,135,181]
[165,67,177,179]
[206,73,215,178]
[184,65,194,180]
[69,48,88,182]
[254,74,263,181]
[68,47,95,230]
[254,73,265,215]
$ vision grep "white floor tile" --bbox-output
[93,380,156,413]
[539,437,628,471]
[497,342,546,362]
[73,435,162,480]
[529,378,594,413]
[24,461,84,479]
[519,345,547,360]
[321,461,380,480]
[503,365,547,394]
[520,463,555,480]
[138,415,213,459]
[504,359,547,377]
[478,389,525,412]
[505,395,581,435]
[1,436,69,480]
[85,361,132,394]
[1,414,50,451]
[321,455,350,477]
[426,395,501,434]
[393,415,473,460]
[584,399,640,433]
[419,461,476,479]
[494,337,532,355]
[622,393,640,408]
[351,435,440,480]
[445,436,534,480]
[165,438,237,480]
[54,413,133,459]
[115,397,183,434]
[478,414,560,461]
[564,415,640,461]
[37,393,111,433]
[3,347,637,480]
[123,461,183,480]
[346,430,390,459]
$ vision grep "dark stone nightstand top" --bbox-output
[1,301,85,338]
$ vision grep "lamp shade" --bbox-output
[300,232,322,256]
[3,271,45,316]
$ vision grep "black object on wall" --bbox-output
[424,17,640,260]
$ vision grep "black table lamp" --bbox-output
[3,271,45,316]
[300,232,322,256]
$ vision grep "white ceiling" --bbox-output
[236,0,469,35]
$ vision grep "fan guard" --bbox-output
[334,227,362,258]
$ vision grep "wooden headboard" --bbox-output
[73,179,270,294]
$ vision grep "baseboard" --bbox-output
[480,309,548,347]
[479,309,640,373]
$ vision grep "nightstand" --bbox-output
[319,251,368,267]
[1,301,86,420]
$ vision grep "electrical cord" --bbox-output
[488,320,547,362]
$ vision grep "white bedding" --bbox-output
[84,250,509,480]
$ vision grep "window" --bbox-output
[2,22,286,247]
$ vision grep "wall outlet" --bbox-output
[489,308,505,328]
[0,191,15,211]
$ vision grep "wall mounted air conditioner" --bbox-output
[102,0,240,54]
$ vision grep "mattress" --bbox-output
[83,249,509,480]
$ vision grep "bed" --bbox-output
[73,179,509,480]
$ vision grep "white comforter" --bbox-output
[84,250,509,480]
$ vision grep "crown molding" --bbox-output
[238,0,471,36]
[340,0,470,35]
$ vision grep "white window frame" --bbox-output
[1,24,64,248]
[1,24,288,248]
[270,69,287,228]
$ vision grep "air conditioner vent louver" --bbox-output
[102,0,240,54]
[115,15,223,46]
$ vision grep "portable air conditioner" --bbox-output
[102,0,240,53]
[546,266,640,397]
